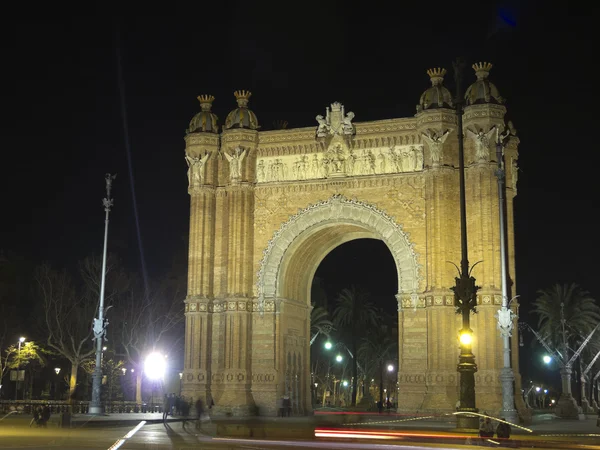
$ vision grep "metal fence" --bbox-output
[0,400,164,415]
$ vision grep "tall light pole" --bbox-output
[451,57,479,431]
[54,367,61,400]
[15,337,25,400]
[89,173,116,415]
[494,132,518,423]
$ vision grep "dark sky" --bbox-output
[2,1,597,359]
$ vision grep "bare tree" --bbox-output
[115,275,184,403]
[35,264,96,399]
[34,256,126,400]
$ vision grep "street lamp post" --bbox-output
[54,367,61,400]
[451,57,479,431]
[15,337,25,400]
[90,173,116,415]
[494,132,518,424]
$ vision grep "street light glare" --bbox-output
[459,331,473,346]
[19,337,26,343]
[335,354,343,362]
[324,342,332,350]
[387,364,394,372]
[144,352,166,380]
[543,355,552,364]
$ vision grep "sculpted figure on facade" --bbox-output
[276,158,287,180]
[316,114,330,137]
[257,159,266,182]
[225,146,247,181]
[421,129,450,167]
[466,127,496,162]
[390,147,401,172]
[342,111,355,135]
[323,142,346,175]
[185,151,210,188]
[345,150,356,175]
[415,147,424,170]
[309,154,320,178]
[377,150,386,173]
[366,149,376,174]
[315,102,355,138]
[408,147,416,171]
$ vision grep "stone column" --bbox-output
[182,298,212,404]
[182,131,219,403]
[210,298,256,416]
[396,293,428,411]
[211,131,258,416]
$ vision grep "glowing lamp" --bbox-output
[459,330,473,346]
[144,352,166,380]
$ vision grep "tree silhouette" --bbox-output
[332,286,379,406]
[113,275,184,403]
[358,328,396,404]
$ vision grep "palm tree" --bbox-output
[531,283,600,417]
[310,303,333,407]
[310,303,333,345]
[358,328,397,405]
[332,286,380,406]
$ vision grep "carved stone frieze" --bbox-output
[256,145,424,183]
[259,128,317,144]
[399,294,426,309]
[221,130,259,144]
[463,104,506,121]
[185,134,220,146]
[252,372,277,383]
[398,373,427,384]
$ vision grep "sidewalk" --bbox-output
[5,409,598,438]
[70,411,600,435]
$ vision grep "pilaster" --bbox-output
[185,132,220,298]
[210,298,257,416]
[396,294,428,411]
[182,298,213,405]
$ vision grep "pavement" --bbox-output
[2,409,599,449]
[5,409,597,435]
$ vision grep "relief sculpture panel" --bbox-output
[256,145,424,183]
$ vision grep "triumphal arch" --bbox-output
[181,63,522,417]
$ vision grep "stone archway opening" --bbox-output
[255,195,419,415]
[310,238,399,410]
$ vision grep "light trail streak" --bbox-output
[452,411,533,433]
[107,420,146,450]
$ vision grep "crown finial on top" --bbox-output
[472,62,493,79]
[197,95,215,111]
[234,90,252,107]
[426,67,446,86]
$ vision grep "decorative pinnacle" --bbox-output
[197,95,215,111]
[234,90,252,107]
[472,62,493,79]
[426,67,446,85]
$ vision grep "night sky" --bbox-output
[2,3,597,383]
